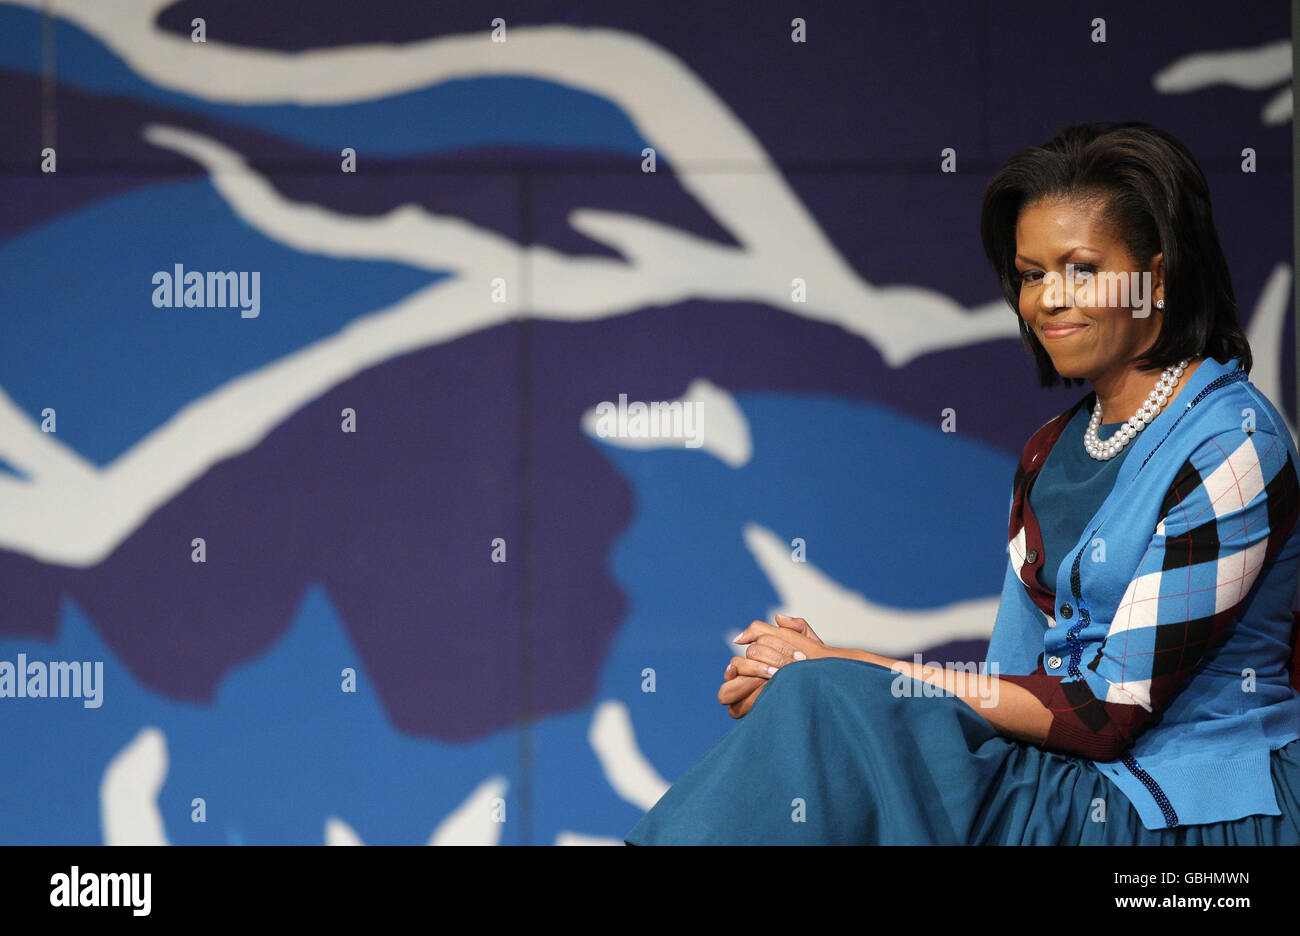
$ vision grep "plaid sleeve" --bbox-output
[999,426,1300,761]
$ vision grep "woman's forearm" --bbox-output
[834,648,1053,746]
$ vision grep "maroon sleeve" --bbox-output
[997,671,1148,761]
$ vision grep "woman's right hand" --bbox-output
[718,661,772,718]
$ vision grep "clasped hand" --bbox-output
[717,613,832,718]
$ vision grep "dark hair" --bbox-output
[980,121,1251,387]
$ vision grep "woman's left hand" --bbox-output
[732,618,834,670]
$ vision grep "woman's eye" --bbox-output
[1072,264,1096,279]
[1016,270,1041,284]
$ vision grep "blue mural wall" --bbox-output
[0,0,1292,844]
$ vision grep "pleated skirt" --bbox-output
[624,657,1300,845]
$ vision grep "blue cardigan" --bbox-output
[986,354,1300,830]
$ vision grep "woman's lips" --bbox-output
[1042,323,1087,339]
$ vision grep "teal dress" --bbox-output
[625,413,1300,844]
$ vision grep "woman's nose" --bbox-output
[1039,277,1070,314]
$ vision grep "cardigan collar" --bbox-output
[1007,355,1243,619]
[1008,395,1091,618]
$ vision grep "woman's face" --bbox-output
[1013,196,1164,382]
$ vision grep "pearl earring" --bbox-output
[1156,299,1165,309]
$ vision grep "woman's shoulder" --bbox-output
[1158,369,1300,524]
[1179,361,1296,458]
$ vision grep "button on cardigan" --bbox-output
[986,354,1300,830]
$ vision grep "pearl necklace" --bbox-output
[1084,359,1189,461]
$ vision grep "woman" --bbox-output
[624,122,1300,845]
